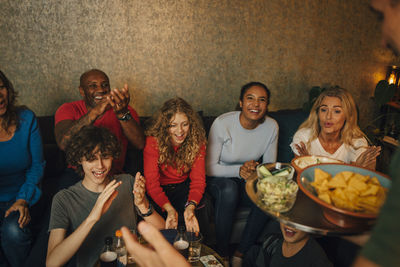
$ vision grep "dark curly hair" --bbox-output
[0,70,20,133]
[65,125,121,177]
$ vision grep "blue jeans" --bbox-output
[207,177,252,257]
[0,201,32,267]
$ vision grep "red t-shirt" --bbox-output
[143,136,206,208]
[55,100,140,173]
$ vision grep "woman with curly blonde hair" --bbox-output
[290,87,381,169]
[144,97,206,232]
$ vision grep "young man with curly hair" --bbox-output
[46,126,164,267]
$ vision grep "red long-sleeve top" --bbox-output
[144,136,206,209]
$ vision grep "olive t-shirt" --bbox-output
[49,174,137,267]
[361,148,400,267]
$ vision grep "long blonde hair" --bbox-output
[298,87,367,149]
[145,97,206,173]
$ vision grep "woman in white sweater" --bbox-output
[206,82,278,265]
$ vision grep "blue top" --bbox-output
[206,111,278,178]
[0,108,45,205]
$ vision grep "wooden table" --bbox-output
[126,238,225,267]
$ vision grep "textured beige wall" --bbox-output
[0,0,399,127]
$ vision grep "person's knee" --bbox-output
[212,179,239,204]
[1,212,31,244]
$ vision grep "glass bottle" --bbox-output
[99,236,117,267]
[173,226,189,259]
[115,230,127,267]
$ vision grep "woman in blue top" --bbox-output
[0,70,45,267]
[206,82,278,265]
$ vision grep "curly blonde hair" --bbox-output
[145,97,206,173]
[298,87,367,150]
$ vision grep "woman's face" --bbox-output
[239,86,268,123]
[318,96,346,136]
[168,112,190,146]
[0,79,8,117]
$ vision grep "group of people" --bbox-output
[1,0,400,266]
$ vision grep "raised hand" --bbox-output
[87,179,121,223]
[109,84,130,116]
[89,97,112,120]
[184,205,199,233]
[5,199,30,228]
[133,172,147,207]
[121,223,190,267]
[295,141,310,156]
[355,146,381,170]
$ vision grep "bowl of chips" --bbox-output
[297,163,391,228]
[291,156,343,177]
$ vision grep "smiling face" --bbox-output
[239,85,268,128]
[79,70,111,108]
[81,147,113,189]
[318,96,346,136]
[0,79,8,117]
[371,0,400,55]
[168,112,190,146]
[280,223,309,244]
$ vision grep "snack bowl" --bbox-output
[297,163,391,228]
[291,155,343,177]
[256,162,295,181]
[257,179,298,212]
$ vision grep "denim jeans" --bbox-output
[207,177,253,257]
[0,201,32,267]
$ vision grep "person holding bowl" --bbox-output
[290,87,380,170]
[206,82,279,265]
[0,70,45,266]
[144,97,207,233]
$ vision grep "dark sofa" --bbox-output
[28,108,307,265]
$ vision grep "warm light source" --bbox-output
[385,65,400,87]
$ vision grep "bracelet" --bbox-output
[185,200,197,209]
[136,203,154,217]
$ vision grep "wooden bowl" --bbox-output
[297,163,391,228]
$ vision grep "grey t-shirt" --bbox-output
[49,174,137,267]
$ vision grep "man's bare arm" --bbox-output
[55,116,92,150]
[55,100,110,150]
[120,119,145,150]
[110,86,145,149]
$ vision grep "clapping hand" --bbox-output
[87,179,121,222]
[295,142,310,156]
[109,84,130,116]
[133,172,147,208]
[355,146,381,170]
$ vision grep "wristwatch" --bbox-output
[118,111,132,121]
[136,203,154,217]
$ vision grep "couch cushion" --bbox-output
[269,109,308,163]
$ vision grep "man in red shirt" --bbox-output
[54,69,145,186]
